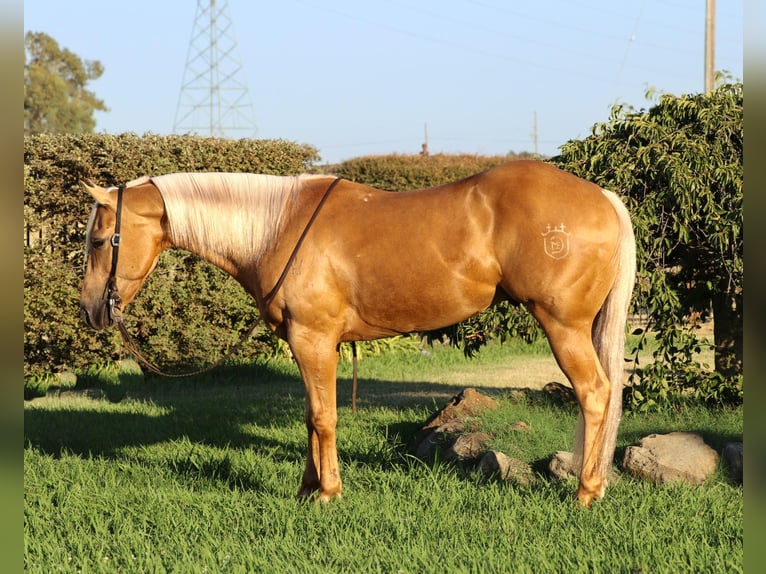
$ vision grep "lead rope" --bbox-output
[115,317,260,378]
[351,341,358,414]
[261,177,341,307]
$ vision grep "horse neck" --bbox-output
[153,173,302,277]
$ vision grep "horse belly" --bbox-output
[343,252,501,338]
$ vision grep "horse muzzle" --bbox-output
[79,299,113,330]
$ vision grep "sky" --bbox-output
[24,0,743,165]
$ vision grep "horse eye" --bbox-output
[91,237,107,249]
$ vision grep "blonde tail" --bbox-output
[586,189,636,479]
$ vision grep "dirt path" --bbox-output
[437,321,716,392]
[436,355,566,390]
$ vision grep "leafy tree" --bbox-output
[553,82,743,409]
[24,31,107,134]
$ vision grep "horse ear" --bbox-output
[81,180,117,208]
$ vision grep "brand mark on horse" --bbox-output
[542,223,571,259]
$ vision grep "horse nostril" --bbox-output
[80,306,93,329]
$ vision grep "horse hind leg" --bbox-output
[537,314,616,506]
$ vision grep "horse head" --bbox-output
[79,180,167,330]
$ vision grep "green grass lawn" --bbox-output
[24,341,742,573]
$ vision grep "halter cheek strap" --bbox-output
[105,185,125,323]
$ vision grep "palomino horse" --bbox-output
[80,160,635,506]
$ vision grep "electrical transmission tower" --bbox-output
[173,0,256,138]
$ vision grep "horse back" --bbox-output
[273,161,622,338]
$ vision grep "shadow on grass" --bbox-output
[24,360,511,462]
[26,362,297,457]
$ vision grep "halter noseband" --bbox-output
[104,185,125,324]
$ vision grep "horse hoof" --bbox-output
[575,486,604,508]
[318,491,342,504]
[296,487,342,503]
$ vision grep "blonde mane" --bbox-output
[143,172,323,264]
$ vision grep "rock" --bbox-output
[410,388,538,481]
[413,430,441,461]
[510,421,532,433]
[445,432,492,462]
[548,450,618,483]
[413,420,466,461]
[622,432,718,485]
[422,387,499,431]
[433,419,466,435]
[549,450,579,481]
[543,382,577,405]
[722,442,743,484]
[412,388,498,458]
[480,450,536,486]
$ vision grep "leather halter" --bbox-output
[104,185,125,324]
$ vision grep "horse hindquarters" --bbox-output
[532,189,636,506]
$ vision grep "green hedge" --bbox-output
[24,133,319,380]
[324,152,529,190]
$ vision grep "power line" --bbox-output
[291,0,618,82]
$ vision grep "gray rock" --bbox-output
[548,450,579,481]
[413,420,465,461]
[480,450,536,486]
[445,432,492,462]
[622,432,718,485]
[413,430,442,461]
[548,450,618,483]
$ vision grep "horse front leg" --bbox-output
[298,401,322,498]
[289,331,342,502]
